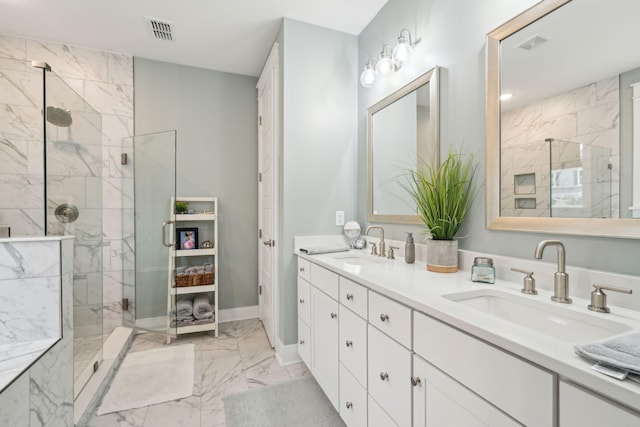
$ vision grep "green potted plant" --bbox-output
[404,149,476,272]
[175,201,189,214]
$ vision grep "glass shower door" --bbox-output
[123,131,177,337]
[43,67,104,396]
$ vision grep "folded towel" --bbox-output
[170,298,193,317]
[193,294,213,320]
[299,243,350,255]
[575,331,640,375]
[203,263,213,273]
[170,316,215,328]
[175,266,186,274]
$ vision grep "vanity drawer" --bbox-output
[368,325,411,427]
[298,318,311,368]
[339,277,368,319]
[368,291,411,348]
[339,305,367,387]
[310,263,339,300]
[339,364,367,427]
[368,394,398,427]
[413,311,554,427]
[298,258,311,281]
[297,277,311,325]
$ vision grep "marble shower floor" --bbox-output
[86,319,311,427]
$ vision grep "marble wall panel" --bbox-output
[0,209,44,237]
[26,40,108,82]
[0,241,59,279]
[0,372,30,427]
[0,137,29,174]
[0,69,42,107]
[0,35,26,59]
[0,175,43,209]
[44,140,102,177]
[0,105,42,141]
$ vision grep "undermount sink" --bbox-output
[330,252,385,266]
[444,289,632,343]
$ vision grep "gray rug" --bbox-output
[223,377,345,427]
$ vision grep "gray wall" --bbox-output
[134,58,259,311]
[279,19,358,345]
[357,0,640,276]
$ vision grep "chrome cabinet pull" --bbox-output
[299,298,304,304]
[345,340,353,347]
[346,293,353,300]
[380,372,389,381]
[330,313,337,319]
[411,376,421,386]
[299,340,304,344]
[299,267,305,272]
[380,313,389,322]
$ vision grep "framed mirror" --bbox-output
[367,66,440,224]
[486,0,640,238]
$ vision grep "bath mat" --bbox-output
[97,344,194,415]
[223,377,345,427]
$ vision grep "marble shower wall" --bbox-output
[501,75,620,218]
[0,34,134,335]
[0,237,74,426]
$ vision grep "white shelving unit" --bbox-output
[168,197,219,337]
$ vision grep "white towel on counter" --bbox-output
[299,243,350,255]
[575,331,640,375]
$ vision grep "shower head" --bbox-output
[46,106,73,127]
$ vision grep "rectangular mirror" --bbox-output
[367,66,440,224]
[486,0,640,238]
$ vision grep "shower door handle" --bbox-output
[162,220,175,247]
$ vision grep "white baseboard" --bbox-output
[275,337,302,366]
[219,305,259,323]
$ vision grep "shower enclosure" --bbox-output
[0,58,103,397]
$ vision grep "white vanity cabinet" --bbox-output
[413,311,554,427]
[559,380,640,426]
[296,259,340,410]
[413,355,519,427]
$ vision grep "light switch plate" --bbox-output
[336,211,345,226]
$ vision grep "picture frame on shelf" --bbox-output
[176,227,198,250]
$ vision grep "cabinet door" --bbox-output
[368,325,411,427]
[413,355,518,427]
[559,380,640,426]
[368,395,398,427]
[311,287,339,409]
[339,305,367,387]
[339,364,367,427]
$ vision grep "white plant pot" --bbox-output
[426,239,459,273]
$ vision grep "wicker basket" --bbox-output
[174,271,214,287]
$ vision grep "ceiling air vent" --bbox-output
[515,34,551,52]
[146,17,175,42]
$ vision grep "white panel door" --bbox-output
[257,51,276,347]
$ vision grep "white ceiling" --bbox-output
[0,0,388,77]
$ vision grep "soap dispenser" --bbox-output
[405,232,415,264]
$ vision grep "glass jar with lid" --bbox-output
[471,257,495,284]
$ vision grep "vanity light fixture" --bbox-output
[360,29,416,88]
[500,93,513,101]
[376,45,394,75]
[392,29,413,67]
[360,57,377,88]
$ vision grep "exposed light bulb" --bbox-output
[392,35,412,67]
[360,63,376,88]
[376,49,393,75]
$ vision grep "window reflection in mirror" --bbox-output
[367,67,439,224]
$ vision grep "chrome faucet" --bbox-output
[534,240,571,304]
[365,225,385,257]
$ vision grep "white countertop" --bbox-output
[298,249,640,411]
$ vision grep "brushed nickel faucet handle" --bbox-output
[511,268,537,295]
[370,242,378,256]
[588,283,632,313]
[387,246,399,259]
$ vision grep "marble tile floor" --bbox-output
[85,319,311,427]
